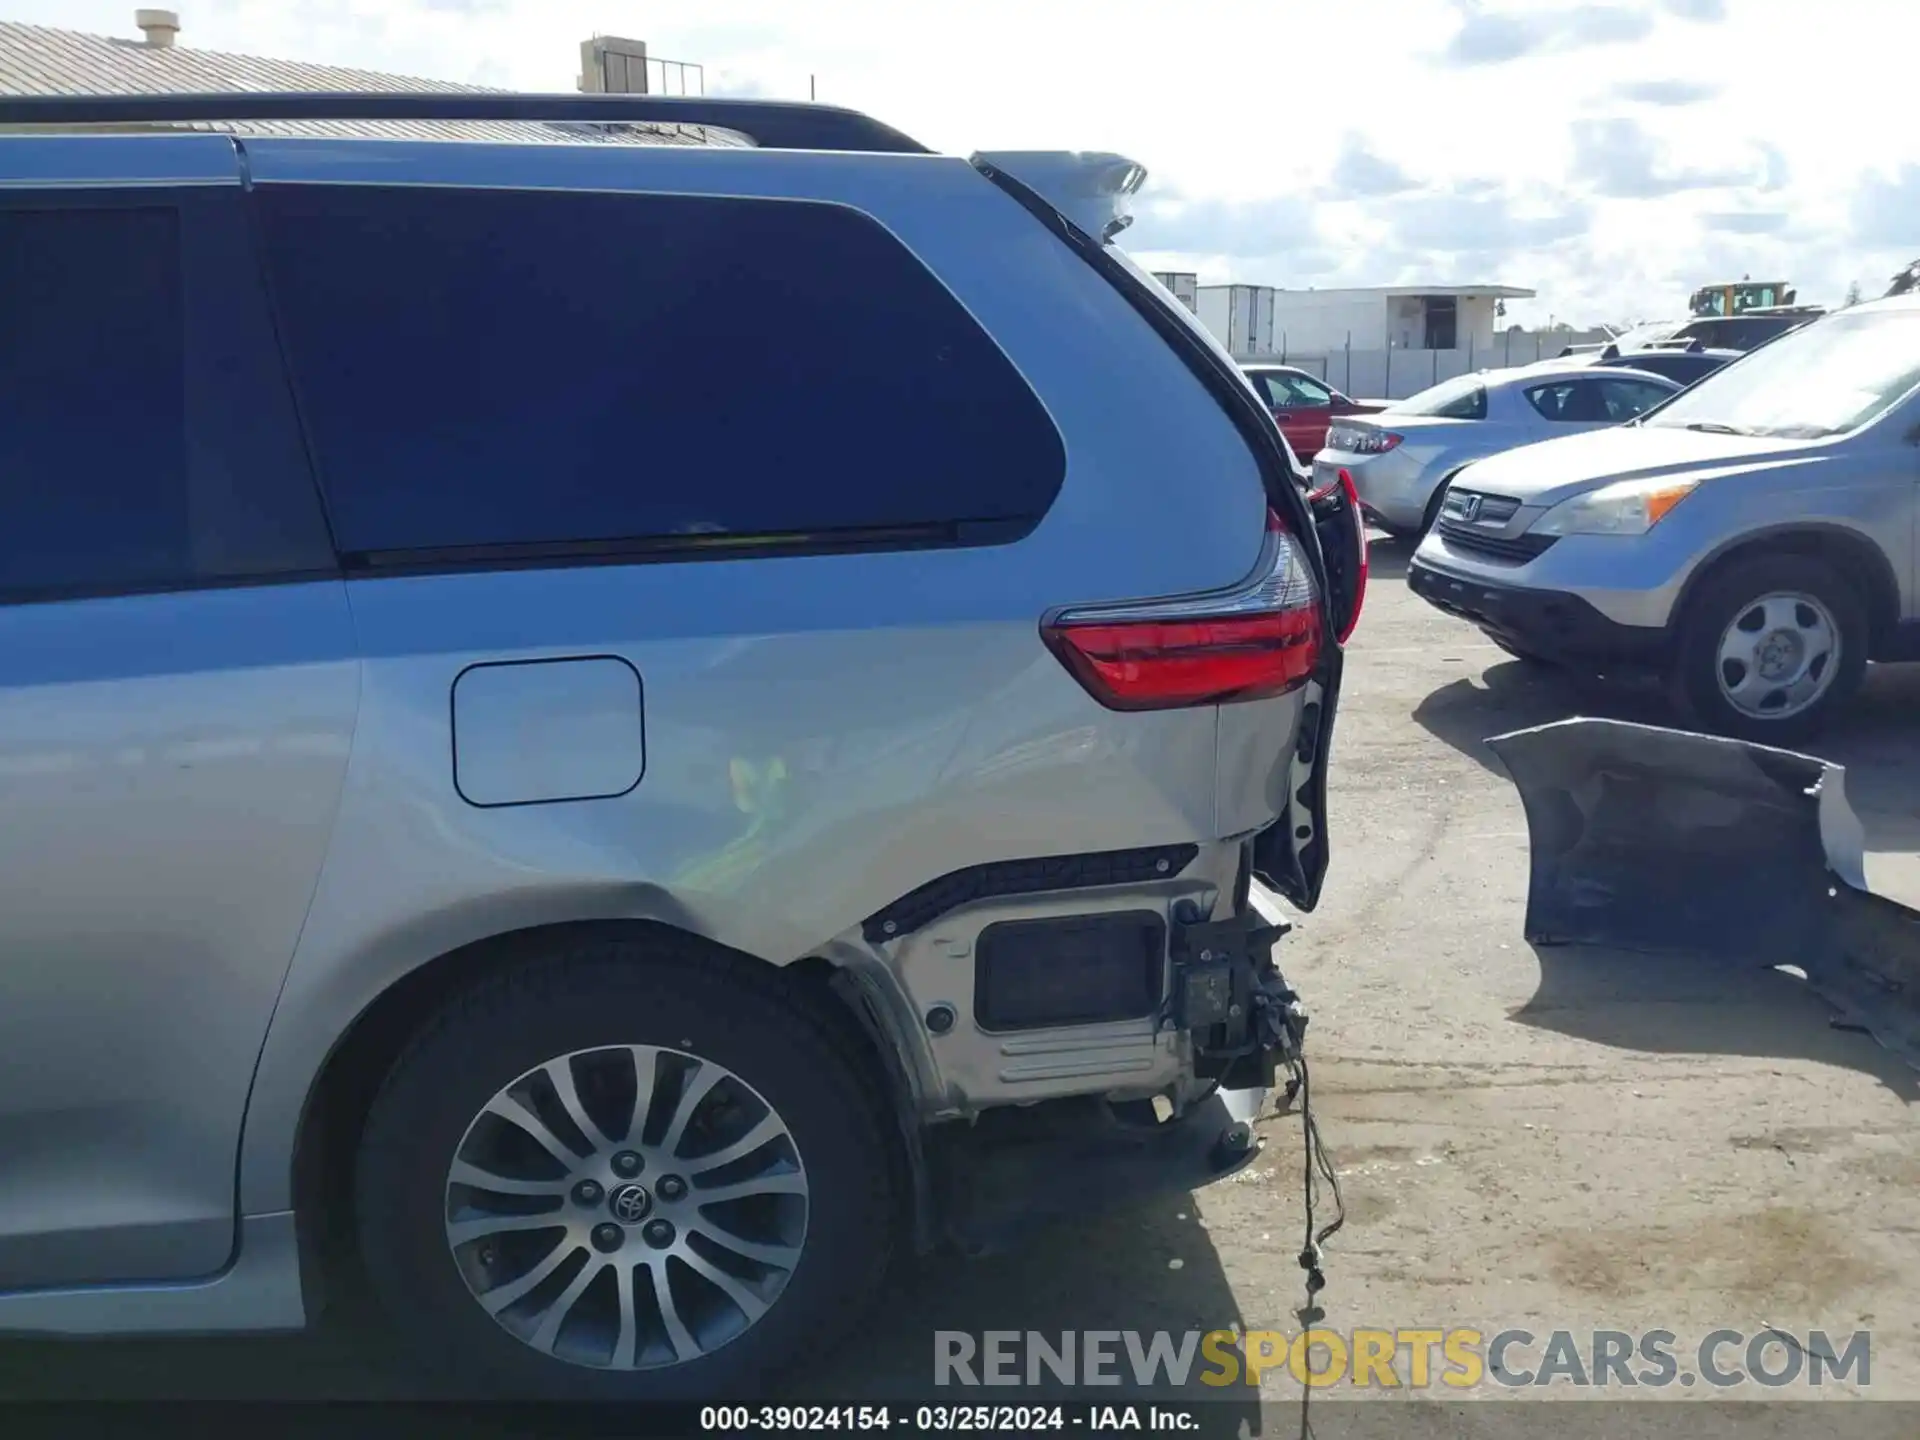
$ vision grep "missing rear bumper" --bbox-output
[925,905,1310,1257]
[925,1088,1266,1257]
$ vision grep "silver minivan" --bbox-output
[0,93,1358,1400]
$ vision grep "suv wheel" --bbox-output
[353,936,898,1400]
[1669,554,1867,744]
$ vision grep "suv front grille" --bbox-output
[1440,489,1521,525]
[1435,520,1558,566]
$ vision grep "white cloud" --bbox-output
[1701,210,1791,235]
[8,0,1919,324]
[1327,135,1422,198]
[1661,0,1728,20]
[1611,78,1720,105]
[1853,166,1920,249]
[1440,2,1655,67]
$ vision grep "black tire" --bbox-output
[1668,553,1867,744]
[353,933,899,1402]
[1417,480,1453,538]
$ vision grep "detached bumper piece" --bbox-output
[1489,717,1920,1071]
[928,908,1309,1256]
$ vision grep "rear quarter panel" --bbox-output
[237,142,1293,1215]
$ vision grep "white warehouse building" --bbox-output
[1195,283,1536,359]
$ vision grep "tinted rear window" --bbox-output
[255,185,1066,555]
[1394,374,1487,420]
[1675,316,1805,349]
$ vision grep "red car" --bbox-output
[1242,364,1387,458]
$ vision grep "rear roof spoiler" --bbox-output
[971,151,1147,242]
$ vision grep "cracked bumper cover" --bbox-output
[1488,717,1920,1071]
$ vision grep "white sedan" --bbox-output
[1311,362,1681,539]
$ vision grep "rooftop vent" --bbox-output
[578,37,705,96]
[135,9,180,49]
[580,35,649,94]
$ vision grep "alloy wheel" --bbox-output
[442,1044,808,1371]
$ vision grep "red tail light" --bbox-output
[1328,423,1402,456]
[1336,466,1367,645]
[1042,510,1322,710]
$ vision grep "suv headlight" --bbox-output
[1532,476,1700,537]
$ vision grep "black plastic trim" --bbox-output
[973,910,1167,1033]
[339,520,1031,577]
[862,844,1198,944]
[1434,521,1559,566]
[1408,557,1668,667]
[0,92,931,155]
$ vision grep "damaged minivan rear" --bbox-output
[0,95,1354,1401]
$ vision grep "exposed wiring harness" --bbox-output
[1286,1052,1343,1440]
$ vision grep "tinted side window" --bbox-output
[1289,374,1334,406]
[1251,372,1293,408]
[0,205,184,596]
[1597,378,1673,421]
[1525,382,1578,421]
[0,193,333,603]
[255,185,1068,556]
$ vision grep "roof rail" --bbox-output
[0,91,932,155]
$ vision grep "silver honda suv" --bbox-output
[0,93,1357,1399]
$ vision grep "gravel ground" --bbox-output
[2,536,1914,1431]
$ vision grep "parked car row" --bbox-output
[1307,363,1682,538]
[1406,294,1920,741]
[1243,294,1920,742]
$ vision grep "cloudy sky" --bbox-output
[15,0,1916,326]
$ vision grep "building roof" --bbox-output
[0,17,734,147]
[1194,283,1538,300]
[1380,286,1535,300]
